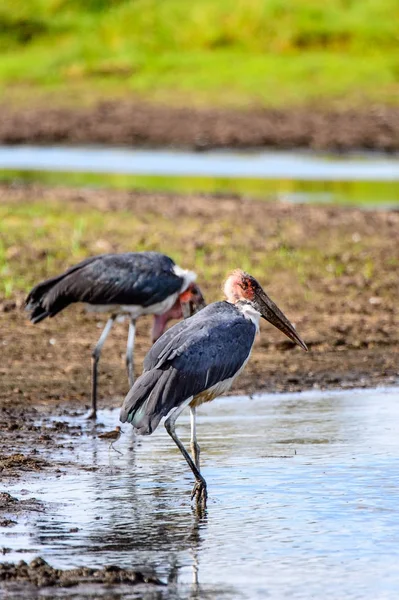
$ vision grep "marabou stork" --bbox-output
[26,252,205,418]
[120,269,307,505]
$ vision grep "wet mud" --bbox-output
[0,403,167,595]
[0,492,44,515]
[0,557,163,588]
[1,101,399,151]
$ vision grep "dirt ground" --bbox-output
[1,183,398,413]
[0,556,163,588]
[1,101,399,151]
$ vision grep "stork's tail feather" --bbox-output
[25,272,73,323]
[120,367,180,435]
[25,284,53,323]
[27,304,51,324]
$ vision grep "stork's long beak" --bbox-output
[181,301,193,319]
[181,284,206,319]
[254,289,308,351]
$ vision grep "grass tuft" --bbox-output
[0,189,391,304]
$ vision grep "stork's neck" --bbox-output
[173,264,197,292]
[236,301,261,332]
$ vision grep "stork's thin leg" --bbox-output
[190,407,201,469]
[126,318,136,388]
[164,398,207,506]
[88,315,116,419]
[110,441,123,456]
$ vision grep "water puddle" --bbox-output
[2,145,399,208]
[2,386,399,598]
[1,145,399,181]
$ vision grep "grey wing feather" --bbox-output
[25,255,99,322]
[25,252,181,322]
[74,254,182,306]
[143,317,188,372]
[120,302,256,434]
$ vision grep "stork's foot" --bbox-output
[86,409,97,420]
[191,477,207,507]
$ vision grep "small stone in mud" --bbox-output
[0,492,44,514]
[0,519,16,527]
[0,493,18,508]
[53,420,67,427]
[0,557,165,588]
[0,453,50,473]
[0,300,16,313]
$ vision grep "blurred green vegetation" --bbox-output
[1,169,399,207]
[1,0,398,108]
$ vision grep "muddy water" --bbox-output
[3,386,399,598]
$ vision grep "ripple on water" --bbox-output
[2,386,399,599]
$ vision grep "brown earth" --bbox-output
[0,183,398,414]
[0,556,163,588]
[1,101,399,150]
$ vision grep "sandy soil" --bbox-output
[1,101,399,150]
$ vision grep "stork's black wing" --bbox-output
[120,302,256,434]
[26,252,182,323]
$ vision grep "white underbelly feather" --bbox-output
[191,352,252,408]
[85,292,179,319]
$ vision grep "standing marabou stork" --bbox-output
[120,269,307,506]
[26,252,205,418]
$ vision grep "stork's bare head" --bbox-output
[224,270,308,351]
[151,283,206,342]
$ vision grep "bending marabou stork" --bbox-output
[120,269,307,505]
[26,252,205,418]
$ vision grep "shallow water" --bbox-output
[2,146,399,207]
[1,145,399,181]
[3,386,399,598]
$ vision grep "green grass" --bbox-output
[1,169,398,208]
[0,193,371,301]
[1,0,399,108]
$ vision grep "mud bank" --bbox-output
[0,557,163,588]
[1,102,399,151]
